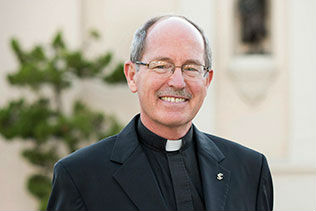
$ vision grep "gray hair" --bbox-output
[130,15,212,69]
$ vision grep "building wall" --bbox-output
[213,0,316,210]
[0,0,315,210]
[0,0,82,209]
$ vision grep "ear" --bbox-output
[205,69,213,88]
[124,61,138,93]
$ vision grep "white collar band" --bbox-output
[165,139,182,152]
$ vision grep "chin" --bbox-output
[156,113,192,128]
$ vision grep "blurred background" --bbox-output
[0,0,315,210]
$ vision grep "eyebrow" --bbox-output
[183,59,204,66]
[150,57,173,62]
[150,57,204,66]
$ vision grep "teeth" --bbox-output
[161,97,186,103]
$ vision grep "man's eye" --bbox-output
[186,68,198,71]
[154,65,168,69]
[150,62,172,70]
[184,65,199,72]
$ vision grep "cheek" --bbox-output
[189,82,207,98]
[136,76,161,99]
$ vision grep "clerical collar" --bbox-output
[137,118,193,152]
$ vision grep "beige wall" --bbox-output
[214,0,289,160]
[0,0,81,209]
[214,0,316,210]
[0,0,315,210]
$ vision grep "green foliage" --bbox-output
[0,99,54,141]
[27,174,52,210]
[0,30,125,210]
[89,29,101,40]
[104,62,126,84]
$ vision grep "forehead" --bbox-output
[142,17,205,62]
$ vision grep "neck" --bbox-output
[140,114,192,140]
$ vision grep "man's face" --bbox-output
[126,18,212,136]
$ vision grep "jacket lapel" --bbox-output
[194,127,231,211]
[110,116,231,210]
[110,116,167,211]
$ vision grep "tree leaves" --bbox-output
[8,31,125,90]
[52,31,66,50]
[0,30,124,210]
[0,99,53,141]
[27,174,52,211]
[103,62,126,84]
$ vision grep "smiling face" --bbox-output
[125,17,213,139]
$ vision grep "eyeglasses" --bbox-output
[135,60,210,80]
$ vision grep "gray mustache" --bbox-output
[157,88,192,99]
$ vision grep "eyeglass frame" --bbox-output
[134,60,211,79]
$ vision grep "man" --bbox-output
[47,15,273,211]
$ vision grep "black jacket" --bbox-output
[47,115,273,210]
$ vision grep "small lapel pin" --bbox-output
[217,173,224,181]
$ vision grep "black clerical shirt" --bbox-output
[137,119,205,211]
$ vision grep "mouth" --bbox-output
[159,96,188,103]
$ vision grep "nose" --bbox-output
[167,67,186,89]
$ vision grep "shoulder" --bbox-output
[206,133,263,157]
[199,134,273,210]
[54,114,140,174]
[202,132,272,187]
[202,133,268,169]
[55,135,118,172]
